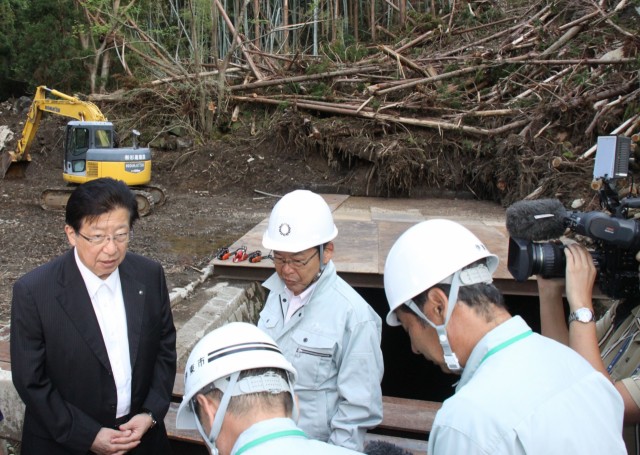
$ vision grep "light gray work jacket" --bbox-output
[258,260,384,451]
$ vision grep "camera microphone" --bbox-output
[506,199,568,241]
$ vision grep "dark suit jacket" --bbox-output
[10,249,177,454]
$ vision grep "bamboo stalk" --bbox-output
[253,0,260,48]
[380,45,430,77]
[395,29,436,53]
[558,10,599,31]
[229,65,378,90]
[283,0,289,52]
[540,25,583,57]
[440,4,551,57]
[374,64,487,95]
[232,94,530,136]
[370,0,376,41]
[579,115,640,160]
[148,68,242,85]
[213,0,264,80]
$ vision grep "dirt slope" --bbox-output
[0,102,352,324]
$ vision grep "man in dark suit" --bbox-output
[10,178,177,455]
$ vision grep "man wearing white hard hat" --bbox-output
[176,322,363,455]
[383,219,626,454]
[258,189,383,451]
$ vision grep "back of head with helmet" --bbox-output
[383,219,499,372]
[262,190,338,253]
[176,322,297,454]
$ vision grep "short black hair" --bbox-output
[65,178,139,231]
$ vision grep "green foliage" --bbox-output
[0,0,19,95]
[3,0,88,93]
[308,82,331,98]
[286,82,304,94]
[306,61,332,75]
[444,63,461,73]
[320,40,370,63]
[624,101,639,120]
[369,98,381,110]
[406,12,441,34]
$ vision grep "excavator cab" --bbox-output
[62,121,152,186]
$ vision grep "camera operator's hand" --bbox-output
[536,242,596,347]
[564,243,597,314]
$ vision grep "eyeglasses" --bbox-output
[76,231,131,246]
[272,249,319,269]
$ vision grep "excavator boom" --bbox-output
[2,86,106,178]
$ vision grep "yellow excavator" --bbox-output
[1,86,166,215]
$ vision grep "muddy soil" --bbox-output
[0,101,358,325]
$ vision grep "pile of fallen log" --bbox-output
[104,0,640,204]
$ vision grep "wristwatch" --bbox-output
[568,307,595,324]
[144,410,157,428]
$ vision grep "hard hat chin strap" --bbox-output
[195,371,299,454]
[195,371,240,455]
[405,270,463,373]
[436,269,463,372]
[300,244,325,294]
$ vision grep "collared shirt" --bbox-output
[428,316,626,455]
[259,260,383,451]
[74,248,132,417]
[283,282,317,323]
[231,418,363,455]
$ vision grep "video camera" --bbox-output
[507,136,640,299]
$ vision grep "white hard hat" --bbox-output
[176,322,297,430]
[384,219,499,326]
[262,190,338,252]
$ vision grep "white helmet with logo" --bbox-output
[262,190,338,252]
[384,219,499,326]
[176,322,297,453]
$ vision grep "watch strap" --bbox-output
[143,409,157,428]
[568,308,595,324]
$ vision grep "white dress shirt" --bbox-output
[74,249,132,417]
[283,282,317,323]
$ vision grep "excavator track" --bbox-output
[132,190,155,217]
[41,187,155,217]
[137,184,168,207]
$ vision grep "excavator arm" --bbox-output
[2,86,107,178]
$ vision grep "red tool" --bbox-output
[215,247,230,260]
[232,246,248,262]
[247,250,273,263]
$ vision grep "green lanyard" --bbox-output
[479,330,533,366]
[235,429,307,455]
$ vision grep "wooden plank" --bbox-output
[166,401,204,445]
[165,401,430,454]
[172,372,439,437]
[210,195,538,293]
[379,396,440,435]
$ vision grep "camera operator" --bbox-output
[537,242,640,453]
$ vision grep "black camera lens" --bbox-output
[529,242,566,278]
[508,237,566,281]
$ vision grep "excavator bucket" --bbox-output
[1,151,30,179]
